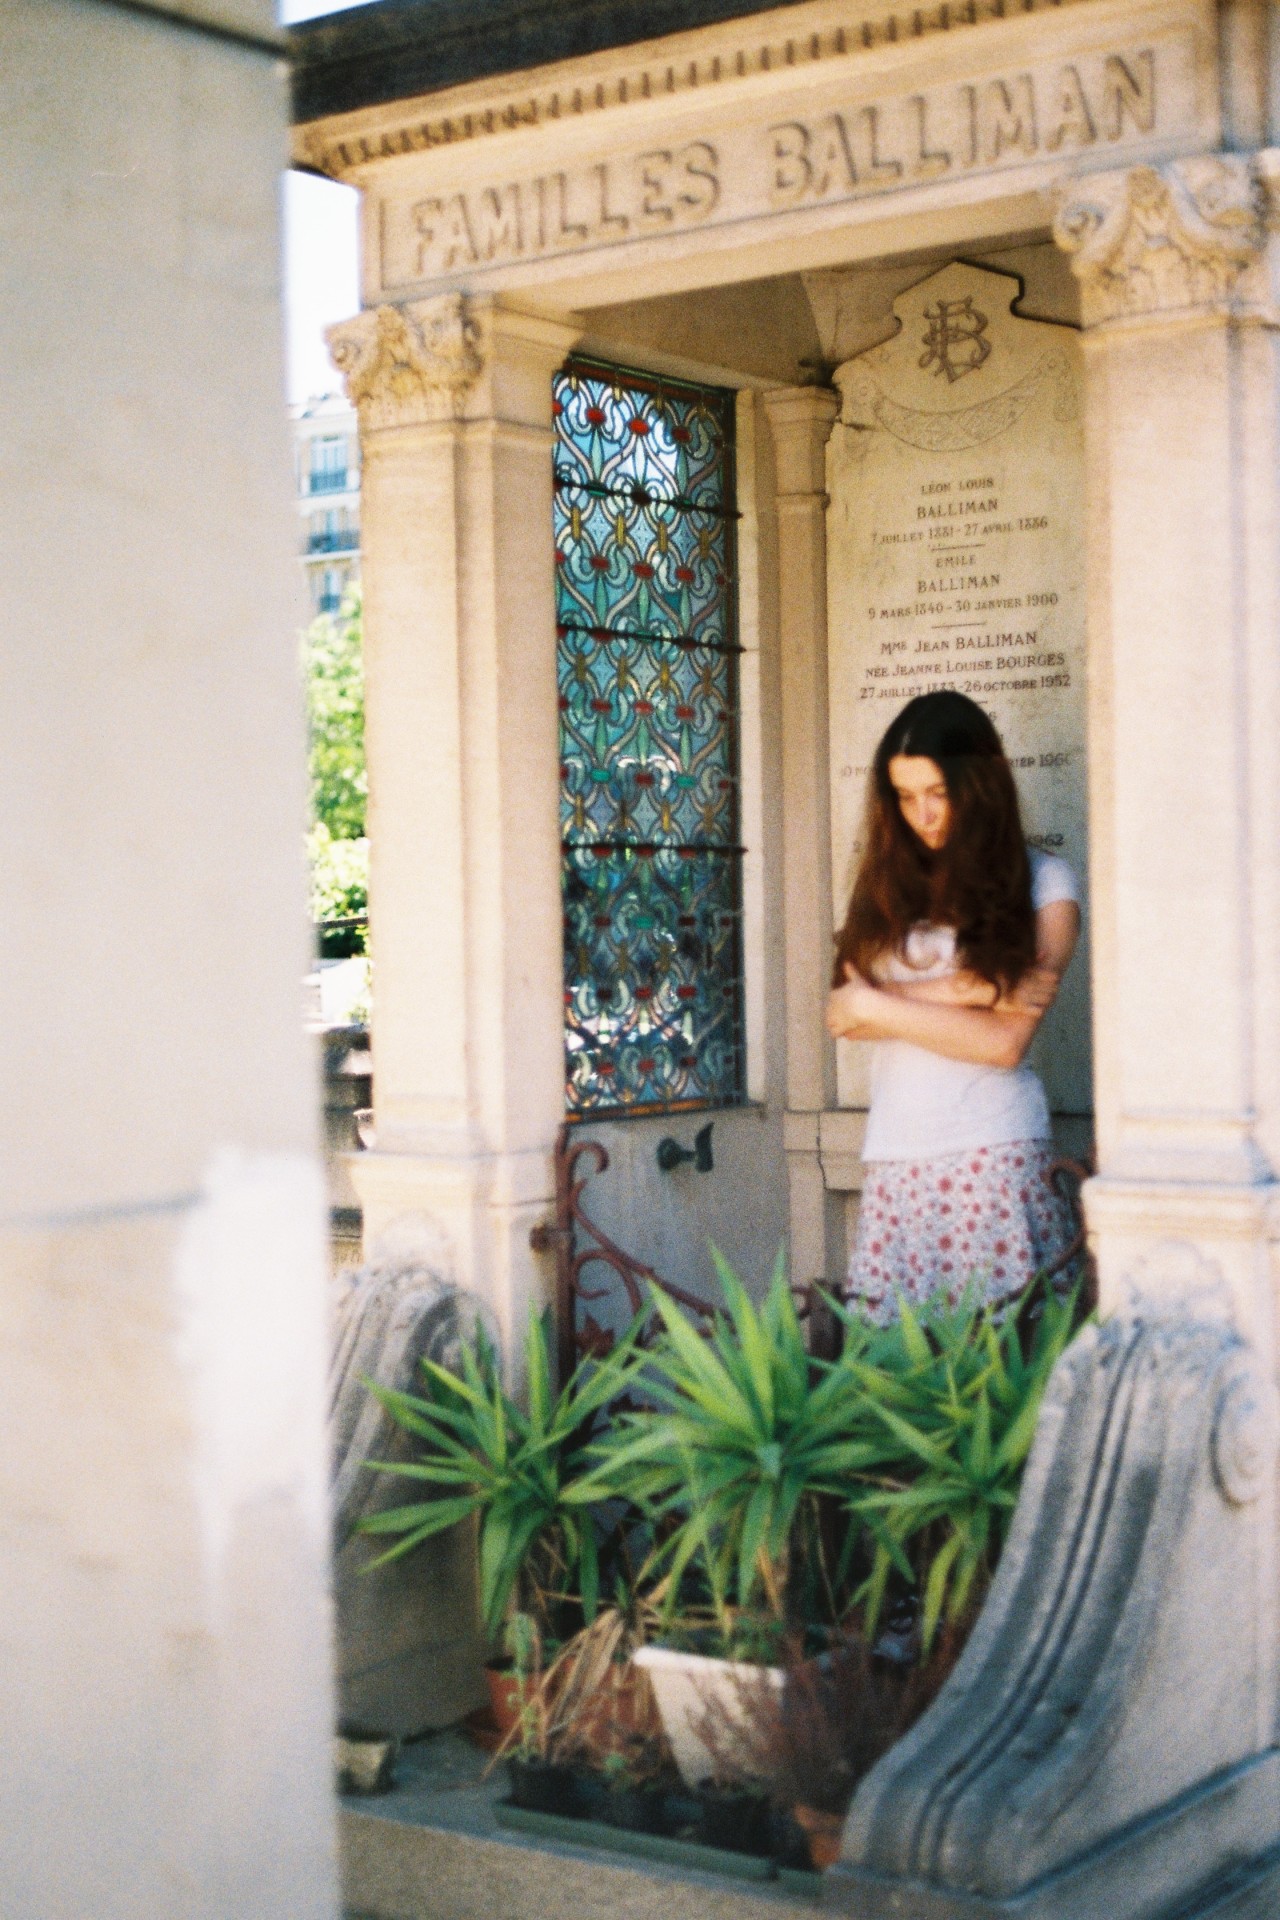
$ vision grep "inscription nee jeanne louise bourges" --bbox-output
[401,48,1160,278]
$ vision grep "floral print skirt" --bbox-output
[844,1138,1078,1325]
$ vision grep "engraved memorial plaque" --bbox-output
[826,261,1090,1119]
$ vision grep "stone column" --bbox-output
[1054,155,1280,1352]
[0,3,337,1914]
[328,296,580,1359]
[763,388,844,1290]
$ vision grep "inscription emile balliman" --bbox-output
[385,46,1163,284]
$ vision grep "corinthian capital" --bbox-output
[326,295,484,430]
[1053,155,1271,327]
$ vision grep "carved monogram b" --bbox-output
[918,296,992,383]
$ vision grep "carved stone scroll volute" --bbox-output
[829,1247,1280,1920]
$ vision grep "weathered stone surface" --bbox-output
[830,1250,1280,1920]
[339,1734,829,1920]
[335,1735,400,1798]
[331,1217,496,1738]
[0,4,336,1913]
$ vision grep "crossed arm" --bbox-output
[825,899,1080,1070]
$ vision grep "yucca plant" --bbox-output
[836,1282,1082,1651]
[575,1252,881,1637]
[358,1308,644,1646]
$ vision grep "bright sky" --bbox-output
[281,0,372,401]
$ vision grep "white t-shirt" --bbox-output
[859,850,1080,1164]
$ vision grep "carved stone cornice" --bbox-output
[326,295,484,431]
[292,0,1088,179]
[1053,154,1276,328]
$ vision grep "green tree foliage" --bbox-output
[304,589,366,841]
[307,823,369,926]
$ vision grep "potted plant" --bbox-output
[492,1604,674,1825]
[498,1611,585,1816]
[584,1257,1084,1788]
[578,1253,877,1784]
[358,1304,644,1720]
[836,1280,1081,1653]
[691,1632,962,1870]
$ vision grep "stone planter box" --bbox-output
[337,1732,830,1920]
[494,1803,777,1883]
[632,1646,784,1789]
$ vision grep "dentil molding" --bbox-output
[326,295,484,430]
[1054,151,1280,326]
[294,0,1091,179]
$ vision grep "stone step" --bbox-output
[339,1734,827,1920]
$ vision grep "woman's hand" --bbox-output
[826,967,885,1040]
[826,959,1043,1068]
[1005,963,1061,1015]
[885,962,1061,1015]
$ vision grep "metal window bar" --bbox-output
[557,618,743,659]
[552,470,742,522]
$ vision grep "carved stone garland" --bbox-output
[327,293,484,430]
[1054,152,1278,327]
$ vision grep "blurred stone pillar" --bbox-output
[765,388,844,1292]
[1055,154,1280,1368]
[0,3,338,1914]
[329,297,580,1363]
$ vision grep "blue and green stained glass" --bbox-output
[553,359,745,1117]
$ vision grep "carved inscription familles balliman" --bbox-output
[388,48,1162,284]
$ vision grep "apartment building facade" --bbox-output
[293,390,361,615]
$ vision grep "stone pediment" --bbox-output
[839,259,1072,424]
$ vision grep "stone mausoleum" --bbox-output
[291,1,1280,1915]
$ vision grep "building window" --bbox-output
[318,566,343,613]
[310,435,347,494]
[553,358,745,1118]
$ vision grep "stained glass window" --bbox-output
[553,358,745,1117]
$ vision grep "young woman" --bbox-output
[826,690,1081,1322]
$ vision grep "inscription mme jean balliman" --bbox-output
[387,47,1164,285]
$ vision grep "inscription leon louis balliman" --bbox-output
[384,45,1169,286]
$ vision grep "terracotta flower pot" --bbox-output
[486,1666,536,1739]
[793,1802,844,1871]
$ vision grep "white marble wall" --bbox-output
[0,4,337,1914]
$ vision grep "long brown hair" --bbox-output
[833,692,1035,995]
